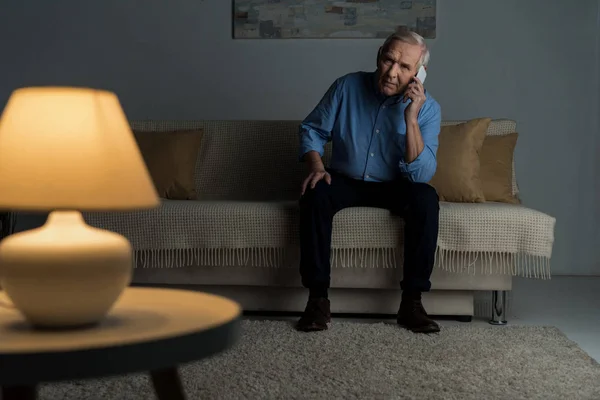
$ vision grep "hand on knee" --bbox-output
[301,171,332,196]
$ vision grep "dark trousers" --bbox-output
[299,170,439,293]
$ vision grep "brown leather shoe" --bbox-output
[397,296,440,334]
[296,298,331,332]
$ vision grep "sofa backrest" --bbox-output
[130,119,518,202]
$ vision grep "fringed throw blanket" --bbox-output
[83,200,556,279]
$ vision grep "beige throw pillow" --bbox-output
[480,132,520,204]
[429,118,491,202]
[133,129,204,200]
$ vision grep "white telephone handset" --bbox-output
[416,65,427,84]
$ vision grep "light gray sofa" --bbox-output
[17,119,557,323]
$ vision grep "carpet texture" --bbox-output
[39,320,600,400]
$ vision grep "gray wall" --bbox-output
[594,0,600,274]
[1,0,599,275]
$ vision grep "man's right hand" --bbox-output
[301,168,331,196]
[301,151,332,195]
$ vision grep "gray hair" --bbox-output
[381,29,430,69]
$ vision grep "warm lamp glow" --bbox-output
[0,86,159,329]
[0,86,159,211]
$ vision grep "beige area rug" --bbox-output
[39,320,600,400]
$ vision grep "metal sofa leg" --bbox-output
[489,290,508,325]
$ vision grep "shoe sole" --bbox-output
[296,321,330,332]
[397,321,440,334]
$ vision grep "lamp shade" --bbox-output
[0,87,159,211]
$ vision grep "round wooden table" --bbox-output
[0,287,241,400]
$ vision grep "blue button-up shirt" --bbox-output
[298,71,442,183]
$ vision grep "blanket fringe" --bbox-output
[133,247,552,278]
[331,248,398,269]
[433,248,551,279]
[135,247,288,269]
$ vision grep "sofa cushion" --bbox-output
[480,132,520,204]
[429,118,491,203]
[133,129,204,200]
[442,119,520,200]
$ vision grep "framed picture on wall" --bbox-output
[232,0,436,39]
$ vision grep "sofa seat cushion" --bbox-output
[84,200,555,272]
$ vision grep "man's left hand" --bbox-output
[403,77,426,122]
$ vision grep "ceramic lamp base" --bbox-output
[0,210,132,328]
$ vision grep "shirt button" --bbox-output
[370,153,374,157]
[383,105,386,109]
[376,129,380,133]
[366,175,370,179]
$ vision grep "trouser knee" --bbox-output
[409,183,439,216]
[300,180,332,210]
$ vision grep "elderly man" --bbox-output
[297,29,442,334]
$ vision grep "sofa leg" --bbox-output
[489,290,508,325]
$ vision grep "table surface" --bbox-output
[0,287,242,386]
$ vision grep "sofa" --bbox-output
[79,119,556,323]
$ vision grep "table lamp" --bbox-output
[0,87,159,329]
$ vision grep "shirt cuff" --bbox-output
[398,148,434,182]
[299,145,325,161]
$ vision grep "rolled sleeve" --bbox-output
[399,99,441,183]
[399,145,437,182]
[298,78,343,161]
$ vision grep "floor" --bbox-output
[247,276,600,362]
[505,276,600,362]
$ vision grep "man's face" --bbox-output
[377,40,423,97]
